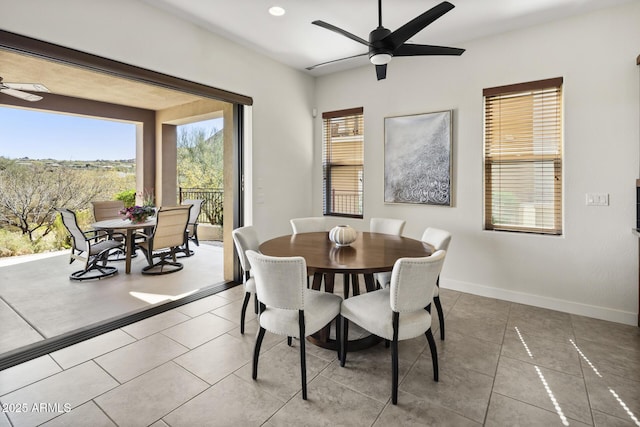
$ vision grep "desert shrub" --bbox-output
[0,208,93,256]
[115,189,136,208]
[0,229,36,257]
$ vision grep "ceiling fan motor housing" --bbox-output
[369,27,393,59]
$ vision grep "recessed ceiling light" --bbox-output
[269,6,285,17]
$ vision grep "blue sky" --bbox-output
[0,106,222,161]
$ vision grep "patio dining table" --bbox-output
[91,218,155,274]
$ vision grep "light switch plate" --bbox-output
[586,193,609,206]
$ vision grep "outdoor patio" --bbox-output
[0,242,226,357]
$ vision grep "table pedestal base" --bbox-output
[309,272,382,351]
[307,334,382,351]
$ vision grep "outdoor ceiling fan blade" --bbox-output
[312,20,371,46]
[0,88,43,102]
[394,43,465,56]
[384,1,455,50]
[306,52,368,70]
[375,64,387,80]
[4,82,50,92]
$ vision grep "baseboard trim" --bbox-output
[442,278,637,326]
[0,281,239,371]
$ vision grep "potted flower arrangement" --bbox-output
[120,205,155,224]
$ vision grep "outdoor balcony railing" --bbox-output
[178,187,223,225]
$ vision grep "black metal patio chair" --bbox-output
[57,208,124,281]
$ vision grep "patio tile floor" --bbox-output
[0,244,224,356]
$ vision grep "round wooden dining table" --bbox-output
[259,231,433,350]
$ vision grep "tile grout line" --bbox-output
[91,396,120,427]
[569,315,596,427]
[481,300,513,426]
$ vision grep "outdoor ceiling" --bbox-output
[144,0,636,76]
[0,49,204,111]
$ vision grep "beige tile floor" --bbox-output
[1,285,639,427]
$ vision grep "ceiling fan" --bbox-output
[0,77,50,102]
[307,0,465,80]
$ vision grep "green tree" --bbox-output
[0,161,113,242]
[177,127,223,189]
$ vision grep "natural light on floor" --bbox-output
[129,290,200,304]
[514,326,569,426]
[571,339,640,426]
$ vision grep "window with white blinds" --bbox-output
[322,107,364,218]
[483,77,563,235]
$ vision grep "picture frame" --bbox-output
[384,110,452,206]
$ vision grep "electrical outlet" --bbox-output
[586,193,609,206]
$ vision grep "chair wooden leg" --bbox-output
[392,312,400,405]
[298,310,307,400]
[252,326,266,380]
[335,314,342,361]
[340,317,348,367]
[254,294,259,314]
[425,328,439,382]
[240,291,251,334]
[287,337,293,346]
[434,294,445,340]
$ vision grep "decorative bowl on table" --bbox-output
[329,225,357,247]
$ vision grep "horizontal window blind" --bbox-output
[322,108,364,218]
[484,77,563,234]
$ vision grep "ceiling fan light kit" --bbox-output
[309,0,465,80]
[370,53,391,65]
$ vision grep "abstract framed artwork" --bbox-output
[384,110,452,206]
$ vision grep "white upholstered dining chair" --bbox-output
[290,217,327,234]
[340,250,446,405]
[370,217,406,290]
[231,225,260,334]
[246,250,342,400]
[421,227,451,340]
[290,216,328,287]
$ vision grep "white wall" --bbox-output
[314,2,640,324]
[0,0,316,238]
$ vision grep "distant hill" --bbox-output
[0,156,136,173]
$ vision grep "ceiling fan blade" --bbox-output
[384,1,455,50]
[394,43,465,56]
[3,82,50,92]
[0,88,44,102]
[306,52,368,70]
[376,64,387,80]
[312,20,371,47]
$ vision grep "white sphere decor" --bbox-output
[329,225,357,247]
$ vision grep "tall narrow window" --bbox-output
[484,77,563,235]
[322,107,364,218]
